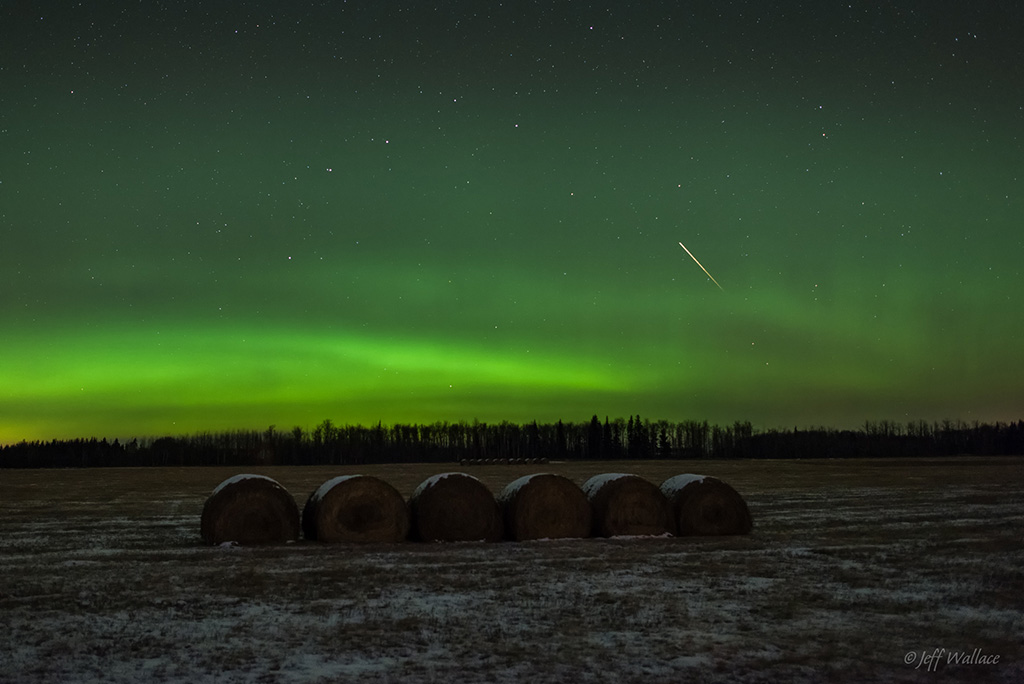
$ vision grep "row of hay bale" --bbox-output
[200,471,752,546]
[459,457,551,466]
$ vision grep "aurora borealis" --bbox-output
[2,3,1022,444]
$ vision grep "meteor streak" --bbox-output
[678,242,724,291]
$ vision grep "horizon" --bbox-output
[3,413,1020,449]
[3,4,1022,445]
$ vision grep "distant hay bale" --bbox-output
[302,475,410,543]
[499,473,592,541]
[582,473,672,537]
[200,474,299,545]
[410,472,502,542]
[661,474,753,536]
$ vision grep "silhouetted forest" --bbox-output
[2,416,1022,469]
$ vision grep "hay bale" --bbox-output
[410,472,502,542]
[499,473,592,541]
[582,473,672,537]
[302,475,410,543]
[661,474,753,535]
[200,474,299,545]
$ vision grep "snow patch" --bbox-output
[210,473,281,496]
[660,473,707,497]
[581,473,634,498]
[309,474,363,505]
[412,472,478,499]
[498,473,551,503]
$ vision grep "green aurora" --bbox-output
[2,3,1022,443]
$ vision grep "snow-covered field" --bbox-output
[1,457,1021,683]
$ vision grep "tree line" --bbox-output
[1,416,1022,469]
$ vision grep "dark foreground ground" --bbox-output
[1,457,1021,683]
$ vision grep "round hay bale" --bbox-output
[661,474,753,536]
[302,475,410,543]
[499,473,592,541]
[410,472,502,542]
[582,473,672,537]
[200,474,299,545]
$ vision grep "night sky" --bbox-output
[2,2,1022,443]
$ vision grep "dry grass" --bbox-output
[1,457,1022,683]
[499,473,592,541]
[583,473,672,537]
[661,474,753,536]
[301,475,409,544]
[409,472,502,542]
[200,474,300,545]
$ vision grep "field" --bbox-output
[1,457,1021,683]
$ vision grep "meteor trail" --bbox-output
[678,242,724,291]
